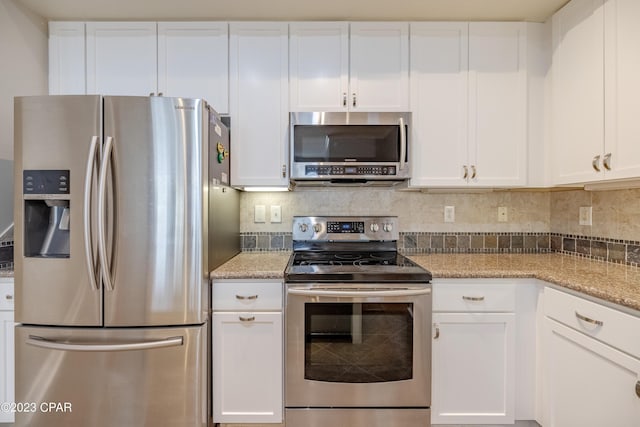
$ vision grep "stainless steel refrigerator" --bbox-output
[13,95,239,427]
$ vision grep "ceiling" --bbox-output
[18,0,570,22]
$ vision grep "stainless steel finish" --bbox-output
[636,380,640,398]
[352,92,357,107]
[287,285,431,298]
[208,184,240,270]
[282,164,287,178]
[603,152,612,171]
[434,323,440,339]
[15,95,103,326]
[471,165,477,179]
[399,116,407,172]
[235,294,258,300]
[292,216,399,242]
[462,295,485,301]
[286,408,431,427]
[463,165,469,179]
[342,92,347,107]
[26,334,183,352]
[97,135,114,292]
[286,283,431,408]
[83,136,100,291]
[239,315,256,322]
[575,311,604,326]
[592,154,601,172]
[16,324,208,427]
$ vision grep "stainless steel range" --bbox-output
[285,216,432,427]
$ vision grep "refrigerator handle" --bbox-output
[84,136,101,291]
[98,136,115,292]
[26,335,183,352]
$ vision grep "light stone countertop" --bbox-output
[210,252,640,313]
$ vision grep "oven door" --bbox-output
[285,284,431,408]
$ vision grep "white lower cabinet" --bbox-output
[542,287,640,427]
[0,279,15,424]
[432,281,517,425]
[212,279,283,424]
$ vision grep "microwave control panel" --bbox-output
[304,165,397,176]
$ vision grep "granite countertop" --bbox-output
[211,252,640,313]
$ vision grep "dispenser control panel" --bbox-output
[23,170,70,195]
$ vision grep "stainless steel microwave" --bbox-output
[290,112,410,186]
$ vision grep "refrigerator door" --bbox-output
[102,97,207,326]
[208,185,240,270]
[14,95,102,326]
[15,324,208,427]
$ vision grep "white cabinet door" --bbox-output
[212,312,283,423]
[545,318,640,427]
[289,22,349,112]
[349,22,409,111]
[432,312,515,424]
[409,22,469,187]
[49,22,86,95]
[603,0,640,181]
[157,22,229,113]
[551,0,605,184]
[469,22,527,187]
[0,311,14,423]
[229,22,289,188]
[86,22,158,96]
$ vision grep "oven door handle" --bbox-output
[287,287,431,298]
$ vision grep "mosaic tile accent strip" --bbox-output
[0,241,14,269]
[550,233,640,266]
[241,232,292,252]
[399,232,551,254]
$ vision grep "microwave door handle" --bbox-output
[399,117,407,171]
[287,288,431,298]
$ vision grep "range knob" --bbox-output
[370,223,380,232]
[383,223,393,232]
[299,223,308,232]
[313,223,322,233]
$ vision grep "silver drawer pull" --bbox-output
[636,381,640,399]
[239,316,255,322]
[575,311,603,326]
[235,294,258,300]
[434,324,440,339]
[5,295,13,300]
[462,296,485,302]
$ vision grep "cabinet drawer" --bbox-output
[0,281,14,311]
[433,282,516,312]
[212,280,282,311]
[544,287,640,358]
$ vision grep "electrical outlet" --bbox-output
[444,206,455,223]
[254,205,266,223]
[498,206,508,222]
[579,206,592,226]
[270,205,282,223]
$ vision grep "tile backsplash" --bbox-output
[240,187,640,266]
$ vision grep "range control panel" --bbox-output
[23,170,70,195]
[292,216,399,242]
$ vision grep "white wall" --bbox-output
[0,0,48,160]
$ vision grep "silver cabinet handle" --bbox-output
[84,136,100,291]
[26,335,183,352]
[235,294,258,300]
[575,311,603,326]
[463,165,469,180]
[471,165,477,179]
[352,93,357,108]
[239,316,255,322]
[636,381,640,399]
[603,153,612,171]
[5,294,13,300]
[342,92,347,107]
[282,164,287,178]
[98,136,115,292]
[592,155,601,172]
[462,295,485,302]
[399,116,407,172]
[434,324,440,339]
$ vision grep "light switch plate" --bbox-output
[444,206,455,223]
[270,205,282,223]
[254,205,266,223]
[579,206,592,226]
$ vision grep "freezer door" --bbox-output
[102,97,207,326]
[14,95,102,326]
[15,324,208,427]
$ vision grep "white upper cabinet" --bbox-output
[49,22,86,95]
[410,22,527,188]
[157,22,229,113]
[86,22,158,96]
[229,22,289,188]
[289,22,409,112]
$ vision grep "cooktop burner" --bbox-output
[292,251,413,267]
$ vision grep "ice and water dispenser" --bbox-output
[23,170,70,258]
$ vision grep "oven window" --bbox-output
[304,303,413,383]
[293,125,404,162]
